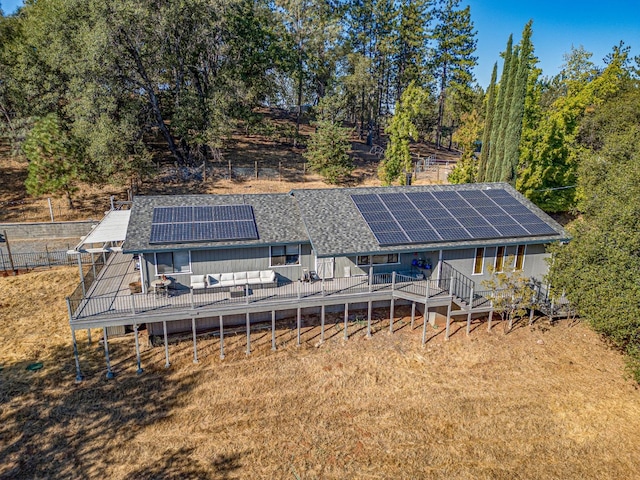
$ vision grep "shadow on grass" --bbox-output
[129,447,244,480]
[0,342,240,479]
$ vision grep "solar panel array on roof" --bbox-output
[149,205,258,244]
[351,189,558,246]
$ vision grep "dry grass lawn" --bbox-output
[2,267,640,479]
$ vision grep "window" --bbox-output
[357,253,399,266]
[155,251,191,275]
[473,248,484,275]
[515,244,526,270]
[271,245,300,266]
[495,246,505,272]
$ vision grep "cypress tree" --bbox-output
[501,20,533,182]
[484,35,512,182]
[491,43,519,181]
[477,62,497,182]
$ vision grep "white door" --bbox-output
[316,257,335,279]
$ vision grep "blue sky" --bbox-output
[2,0,639,88]
[465,0,640,87]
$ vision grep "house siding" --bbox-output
[143,243,315,288]
[442,243,550,287]
[332,250,439,278]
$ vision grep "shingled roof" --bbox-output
[123,193,308,253]
[291,183,569,258]
[123,183,569,256]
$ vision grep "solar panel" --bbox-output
[505,204,533,215]
[355,201,388,213]
[457,190,488,200]
[432,191,462,201]
[510,213,542,224]
[369,221,402,233]
[457,216,492,227]
[374,231,410,245]
[405,230,442,243]
[447,207,477,217]
[493,224,530,236]
[475,205,504,216]
[421,208,452,219]
[152,207,174,224]
[351,189,559,247]
[398,219,428,231]
[193,206,215,222]
[521,222,558,235]
[392,209,420,220]
[150,205,259,243]
[361,210,394,223]
[465,226,500,239]
[430,217,462,229]
[483,189,512,198]
[438,227,472,241]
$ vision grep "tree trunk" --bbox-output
[436,63,448,149]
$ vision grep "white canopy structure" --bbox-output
[72,210,131,253]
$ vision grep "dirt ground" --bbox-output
[1,267,639,479]
[0,111,459,222]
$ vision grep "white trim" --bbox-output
[514,244,527,270]
[269,244,301,267]
[154,250,193,276]
[494,245,506,273]
[355,253,400,267]
[472,247,485,275]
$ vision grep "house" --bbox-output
[66,183,569,380]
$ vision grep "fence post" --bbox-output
[3,230,16,275]
[47,197,54,222]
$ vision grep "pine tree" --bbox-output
[484,35,512,182]
[23,113,83,209]
[501,20,534,182]
[378,82,429,184]
[395,0,430,98]
[448,109,481,184]
[477,62,497,182]
[431,0,477,149]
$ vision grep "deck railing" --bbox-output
[68,271,453,322]
[439,261,475,304]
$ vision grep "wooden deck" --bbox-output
[68,252,464,330]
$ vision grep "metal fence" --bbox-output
[0,249,92,273]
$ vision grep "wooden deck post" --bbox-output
[421,307,428,346]
[163,321,170,368]
[246,312,251,355]
[192,317,198,364]
[129,293,136,315]
[411,302,416,329]
[133,324,143,374]
[320,305,325,343]
[71,328,84,382]
[445,298,452,341]
[77,254,86,297]
[389,298,395,334]
[219,315,225,360]
[343,303,349,340]
[487,292,496,332]
[368,268,373,293]
[367,300,372,338]
[466,287,474,336]
[103,327,114,379]
[271,310,276,351]
[297,307,301,346]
